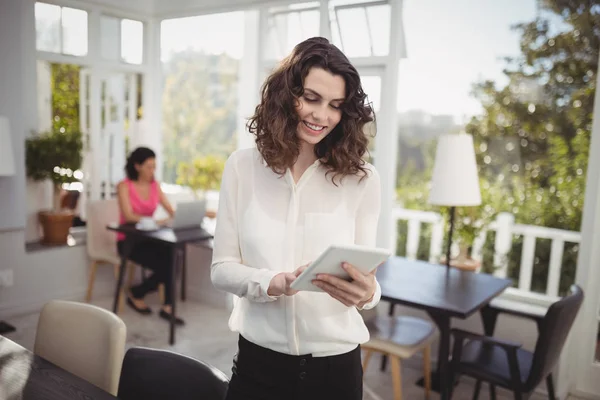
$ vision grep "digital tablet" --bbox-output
[290,244,391,292]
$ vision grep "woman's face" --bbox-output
[135,157,156,182]
[295,67,345,147]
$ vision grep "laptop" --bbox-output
[169,200,206,230]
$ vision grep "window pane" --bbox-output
[366,5,390,56]
[336,7,371,57]
[35,2,61,53]
[265,5,320,61]
[361,75,381,112]
[361,74,381,163]
[394,0,597,296]
[330,1,391,58]
[161,12,243,184]
[61,7,87,56]
[121,19,143,64]
[101,16,120,61]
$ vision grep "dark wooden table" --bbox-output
[107,223,213,345]
[0,335,118,400]
[376,257,512,400]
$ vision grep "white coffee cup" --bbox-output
[138,217,156,230]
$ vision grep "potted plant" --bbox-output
[453,206,488,269]
[176,155,225,218]
[442,178,498,271]
[25,129,83,245]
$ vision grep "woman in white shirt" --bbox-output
[211,37,382,400]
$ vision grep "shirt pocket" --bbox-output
[303,212,355,262]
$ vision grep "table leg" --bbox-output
[113,239,132,313]
[416,311,451,400]
[181,246,187,301]
[169,246,180,345]
[480,304,500,336]
[380,302,396,371]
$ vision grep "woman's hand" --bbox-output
[267,263,309,297]
[156,218,171,226]
[312,262,377,308]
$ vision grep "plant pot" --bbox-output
[38,210,74,245]
[440,245,481,272]
[451,246,481,272]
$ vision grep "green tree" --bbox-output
[396,0,598,295]
[161,51,239,183]
[51,63,80,134]
[467,0,598,232]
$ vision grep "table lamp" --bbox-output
[429,133,481,270]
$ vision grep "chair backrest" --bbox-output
[86,199,120,261]
[118,347,229,400]
[34,300,127,395]
[526,285,584,390]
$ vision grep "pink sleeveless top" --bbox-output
[117,179,160,241]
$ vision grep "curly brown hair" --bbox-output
[247,37,375,183]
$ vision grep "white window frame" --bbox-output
[34,0,156,214]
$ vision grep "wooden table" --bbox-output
[376,257,512,400]
[107,223,213,345]
[0,335,117,400]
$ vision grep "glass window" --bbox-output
[61,7,88,56]
[35,3,61,53]
[265,3,320,61]
[329,0,391,58]
[35,2,87,56]
[161,12,244,184]
[100,16,144,64]
[100,16,120,61]
[361,75,382,113]
[358,73,382,163]
[394,0,597,297]
[121,19,144,64]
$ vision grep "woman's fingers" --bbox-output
[284,273,300,296]
[313,273,364,297]
[312,279,362,305]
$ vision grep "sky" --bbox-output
[160,0,539,119]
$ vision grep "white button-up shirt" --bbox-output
[211,148,382,357]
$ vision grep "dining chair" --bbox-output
[34,300,127,395]
[449,285,584,400]
[118,347,229,400]
[361,307,437,400]
[86,198,164,309]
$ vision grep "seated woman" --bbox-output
[116,146,184,325]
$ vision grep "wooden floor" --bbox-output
[3,295,577,400]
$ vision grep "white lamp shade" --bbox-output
[429,133,481,206]
[0,116,16,176]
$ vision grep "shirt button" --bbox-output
[299,372,307,379]
[300,359,307,366]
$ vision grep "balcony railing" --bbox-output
[392,207,581,299]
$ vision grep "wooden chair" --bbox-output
[86,199,164,310]
[362,308,437,400]
[449,285,584,400]
[34,300,127,395]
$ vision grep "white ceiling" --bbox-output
[77,0,296,17]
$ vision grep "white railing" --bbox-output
[392,207,582,298]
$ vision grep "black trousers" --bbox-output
[225,335,363,400]
[117,240,174,305]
